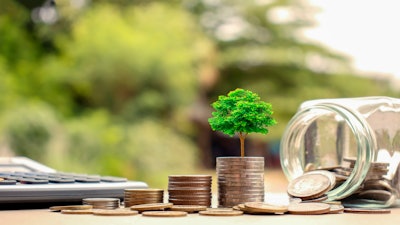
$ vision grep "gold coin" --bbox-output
[199,210,243,216]
[288,203,330,215]
[93,209,139,216]
[49,205,93,212]
[142,211,187,217]
[61,209,94,214]
[130,203,173,212]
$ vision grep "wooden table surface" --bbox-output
[1,170,400,225]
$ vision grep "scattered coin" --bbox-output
[302,194,328,203]
[287,173,332,200]
[288,203,331,215]
[344,208,391,214]
[61,209,94,214]
[93,209,139,216]
[130,203,173,212]
[329,204,344,214]
[49,205,93,212]
[243,202,288,214]
[306,170,337,190]
[142,211,188,217]
[199,210,243,216]
[170,205,207,213]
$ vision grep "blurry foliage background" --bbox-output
[0,0,398,188]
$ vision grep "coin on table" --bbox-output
[50,205,93,212]
[199,210,243,216]
[142,211,188,217]
[93,209,139,216]
[244,202,288,214]
[170,205,207,213]
[61,209,94,214]
[344,208,391,214]
[328,204,344,214]
[130,203,173,212]
[287,173,332,200]
[288,203,331,215]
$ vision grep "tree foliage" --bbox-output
[209,88,276,156]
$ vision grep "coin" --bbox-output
[199,210,243,216]
[244,202,288,214]
[83,198,120,209]
[344,208,391,214]
[125,188,164,192]
[287,173,332,200]
[302,194,328,203]
[329,204,344,214]
[288,203,331,215]
[49,205,93,212]
[130,203,173,212]
[357,189,393,201]
[306,170,337,190]
[170,205,207,213]
[362,179,392,191]
[61,209,94,214]
[93,209,139,216]
[142,211,188,217]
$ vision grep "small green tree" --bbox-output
[208,88,277,157]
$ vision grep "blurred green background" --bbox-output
[0,0,398,188]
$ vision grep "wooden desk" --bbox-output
[2,170,399,225]
[2,206,400,225]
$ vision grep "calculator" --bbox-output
[0,157,148,208]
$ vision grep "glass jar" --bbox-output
[280,97,400,208]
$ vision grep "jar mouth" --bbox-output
[280,102,376,200]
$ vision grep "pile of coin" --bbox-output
[217,157,264,207]
[335,157,395,204]
[168,175,212,207]
[82,198,120,209]
[124,189,164,207]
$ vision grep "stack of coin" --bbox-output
[168,175,212,207]
[217,157,264,207]
[335,157,394,204]
[82,198,120,209]
[124,189,164,207]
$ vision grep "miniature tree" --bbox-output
[208,88,277,157]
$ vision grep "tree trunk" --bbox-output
[238,132,247,157]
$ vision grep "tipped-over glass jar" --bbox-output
[280,97,400,208]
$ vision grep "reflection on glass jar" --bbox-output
[280,97,400,208]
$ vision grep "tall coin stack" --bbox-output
[217,157,265,207]
[168,175,212,207]
[124,189,164,207]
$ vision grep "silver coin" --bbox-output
[287,173,332,200]
[357,189,393,201]
[305,170,336,190]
